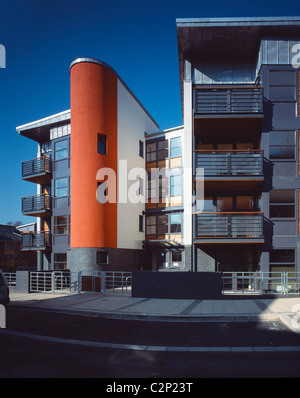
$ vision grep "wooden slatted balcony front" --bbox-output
[194,212,264,244]
[22,156,51,184]
[194,149,264,191]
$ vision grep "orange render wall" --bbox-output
[70,61,118,248]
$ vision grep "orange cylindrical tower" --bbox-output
[70,59,118,248]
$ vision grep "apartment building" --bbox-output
[18,17,300,275]
[177,16,300,274]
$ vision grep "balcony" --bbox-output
[21,231,51,251]
[194,212,264,244]
[22,193,51,217]
[193,86,264,117]
[22,156,51,184]
[194,150,264,191]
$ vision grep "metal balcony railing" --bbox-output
[22,193,51,215]
[195,212,263,238]
[21,231,51,250]
[22,156,51,179]
[194,86,264,115]
[195,150,263,176]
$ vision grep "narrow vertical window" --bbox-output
[139,140,144,158]
[139,215,144,232]
[98,134,107,155]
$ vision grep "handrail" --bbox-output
[194,85,264,90]
[194,149,263,153]
[22,155,50,164]
[194,211,263,215]
[21,193,50,199]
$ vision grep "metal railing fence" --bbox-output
[4,272,16,287]
[222,272,300,295]
[27,270,132,296]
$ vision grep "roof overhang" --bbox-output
[16,110,71,142]
[143,239,184,250]
[176,16,300,84]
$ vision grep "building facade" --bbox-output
[18,17,300,276]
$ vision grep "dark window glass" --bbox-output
[54,253,67,270]
[269,146,295,159]
[139,215,144,232]
[270,249,295,263]
[139,140,144,158]
[96,250,108,264]
[98,134,107,155]
[269,190,295,218]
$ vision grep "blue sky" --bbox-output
[0,0,300,225]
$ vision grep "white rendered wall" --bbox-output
[117,80,158,249]
[182,79,193,247]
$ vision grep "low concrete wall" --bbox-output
[132,271,222,299]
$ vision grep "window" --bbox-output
[170,137,182,158]
[54,253,67,270]
[157,214,168,234]
[55,177,69,197]
[269,249,295,273]
[146,143,156,162]
[54,216,69,235]
[269,70,296,101]
[50,124,71,140]
[139,215,144,232]
[217,197,233,212]
[97,134,107,155]
[170,175,181,196]
[269,190,295,218]
[146,215,156,235]
[55,139,68,161]
[269,131,296,160]
[146,213,182,237]
[96,250,108,265]
[157,140,168,160]
[139,140,144,158]
[170,213,181,233]
[172,252,182,262]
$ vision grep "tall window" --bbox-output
[139,140,144,158]
[269,131,296,160]
[55,139,68,161]
[54,253,67,270]
[54,216,70,235]
[139,215,144,232]
[269,70,296,101]
[55,177,69,197]
[170,137,182,158]
[98,134,107,155]
[269,190,295,218]
[170,175,181,196]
